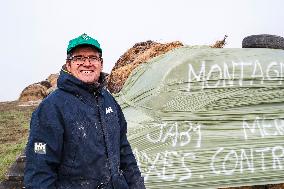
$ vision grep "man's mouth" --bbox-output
[80,70,94,74]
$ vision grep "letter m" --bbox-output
[188,61,205,90]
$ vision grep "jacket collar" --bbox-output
[57,65,108,97]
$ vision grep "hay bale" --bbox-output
[47,73,59,87]
[19,73,59,102]
[46,73,59,95]
[39,80,52,89]
[113,40,158,70]
[210,35,228,48]
[19,83,49,102]
[107,40,183,93]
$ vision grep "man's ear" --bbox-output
[66,61,71,72]
[100,58,103,71]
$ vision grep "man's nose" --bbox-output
[83,58,92,66]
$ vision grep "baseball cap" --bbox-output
[67,33,102,54]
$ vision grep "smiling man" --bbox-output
[24,34,145,189]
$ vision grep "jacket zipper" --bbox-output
[96,95,112,187]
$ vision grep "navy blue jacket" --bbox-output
[24,70,145,189]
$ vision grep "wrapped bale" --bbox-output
[114,46,284,189]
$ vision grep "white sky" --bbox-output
[0,0,283,101]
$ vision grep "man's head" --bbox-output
[66,34,103,84]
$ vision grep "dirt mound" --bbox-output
[107,40,183,93]
[19,74,59,102]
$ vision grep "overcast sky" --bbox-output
[0,0,283,101]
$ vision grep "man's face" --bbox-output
[66,46,103,84]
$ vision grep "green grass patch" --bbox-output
[0,139,27,181]
[0,101,35,181]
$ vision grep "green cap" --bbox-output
[67,33,102,54]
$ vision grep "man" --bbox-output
[24,34,145,189]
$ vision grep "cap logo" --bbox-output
[82,34,90,40]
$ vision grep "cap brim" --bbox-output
[67,43,102,53]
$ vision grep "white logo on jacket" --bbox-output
[34,142,46,154]
[106,107,113,114]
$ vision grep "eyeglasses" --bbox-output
[68,56,102,65]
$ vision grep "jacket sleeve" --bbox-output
[24,101,64,189]
[116,103,146,189]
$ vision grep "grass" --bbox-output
[0,101,35,181]
[0,140,27,180]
